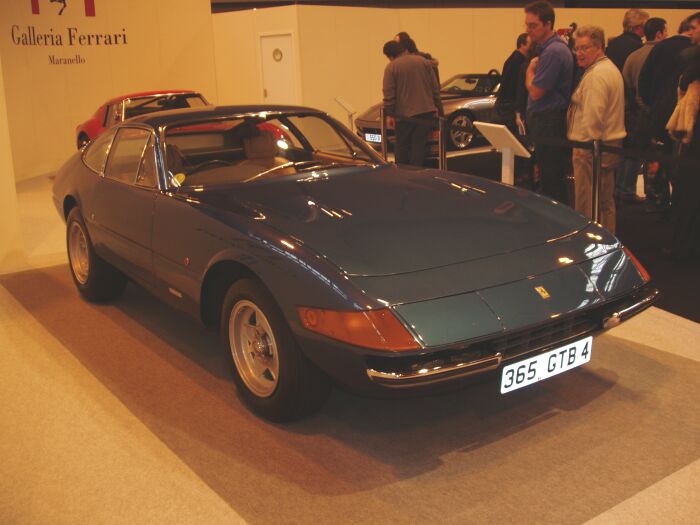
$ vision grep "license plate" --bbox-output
[364,132,382,143]
[500,336,592,394]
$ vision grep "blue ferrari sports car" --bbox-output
[53,105,658,421]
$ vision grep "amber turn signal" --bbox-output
[297,306,420,351]
[623,246,651,283]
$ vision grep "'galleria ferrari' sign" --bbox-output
[31,0,95,17]
[11,25,128,46]
[7,0,129,65]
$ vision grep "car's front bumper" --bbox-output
[298,282,659,396]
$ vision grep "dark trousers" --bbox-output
[395,112,434,167]
[671,151,700,259]
[527,107,570,205]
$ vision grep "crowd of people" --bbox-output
[381,1,700,261]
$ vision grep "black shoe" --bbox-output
[621,194,645,204]
[645,201,670,213]
[662,247,690,262]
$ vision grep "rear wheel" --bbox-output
[221,278,330,422]
[447,112,475,150]
[66,207,127,302]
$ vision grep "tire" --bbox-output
[220,278,330,422]
[66,207,127,302]
[447,111,476,150]
[77,134,90,150]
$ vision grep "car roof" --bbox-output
[127,104,325,128]
[104,90,199,105]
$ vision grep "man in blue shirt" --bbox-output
[525,1,574,205]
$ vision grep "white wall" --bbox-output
[0,51,22,273]
[213,5,301,106]
[0,0,219,182]
[213,6,697,126]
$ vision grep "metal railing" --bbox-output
[376,110,700,224]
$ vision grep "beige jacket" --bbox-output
[667,81,700,144]
[567,56,626,142]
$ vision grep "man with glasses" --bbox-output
[524,1,574,205]
[567,26,626,233]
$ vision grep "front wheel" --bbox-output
[220,278,330,422]
[66,207,127,302]
[447,112,475,150]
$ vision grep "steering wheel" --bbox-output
[188,159,231,175]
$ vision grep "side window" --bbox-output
[287,116,349,156]
[82,128,117,173]
[136,135,158,188]
[105,128,153,185]
[105,103,121,126]
[100,105,110,127]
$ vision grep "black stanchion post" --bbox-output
[438,117,447,170]
[379,107,388,161]
[592,139,602,223]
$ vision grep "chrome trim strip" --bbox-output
[367,353,502,387]
[603,287,659,329]
[168,287,183,299]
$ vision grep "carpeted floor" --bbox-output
[1,265,699,524]
[615,201,700,323]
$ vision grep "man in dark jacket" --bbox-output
[638,15,697,210]
[495,33,530,133]
[394,32,441,85]
[639,17,696,139]
[382,40,443,167]
[606,8,649,71]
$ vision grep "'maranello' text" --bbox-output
[11,25,128,46]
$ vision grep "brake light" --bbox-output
[297,306,420,351]
[623,247,650,282]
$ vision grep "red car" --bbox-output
[75,90,209,149]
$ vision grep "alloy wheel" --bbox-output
[228,300,280,398]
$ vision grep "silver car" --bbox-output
[355,71,501,155]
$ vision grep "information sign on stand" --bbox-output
[473,122,531,185]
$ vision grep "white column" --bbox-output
[501,147,515,186]
[0,51,24,274]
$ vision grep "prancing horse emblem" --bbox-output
[535,286,551,300]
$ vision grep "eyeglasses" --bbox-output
[574,44,596,53]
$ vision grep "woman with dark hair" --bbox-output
[394,32,440,85]
[666,48,700,260]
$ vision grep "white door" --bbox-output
[260,34,298,104]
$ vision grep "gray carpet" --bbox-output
[1,265,699,524]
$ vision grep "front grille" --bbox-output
[485,312,597,362]
[366,283,656,377]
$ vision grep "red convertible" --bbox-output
[75,90,209,149]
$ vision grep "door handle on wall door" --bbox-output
[263,88,268,98]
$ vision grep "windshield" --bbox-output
[123,93,208,120]
[163,112,385,188]
[440,75,500,96]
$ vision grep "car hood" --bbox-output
[356,94,493,123]
[192,164,590,277]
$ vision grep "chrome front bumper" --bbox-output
[366,284,659,388]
